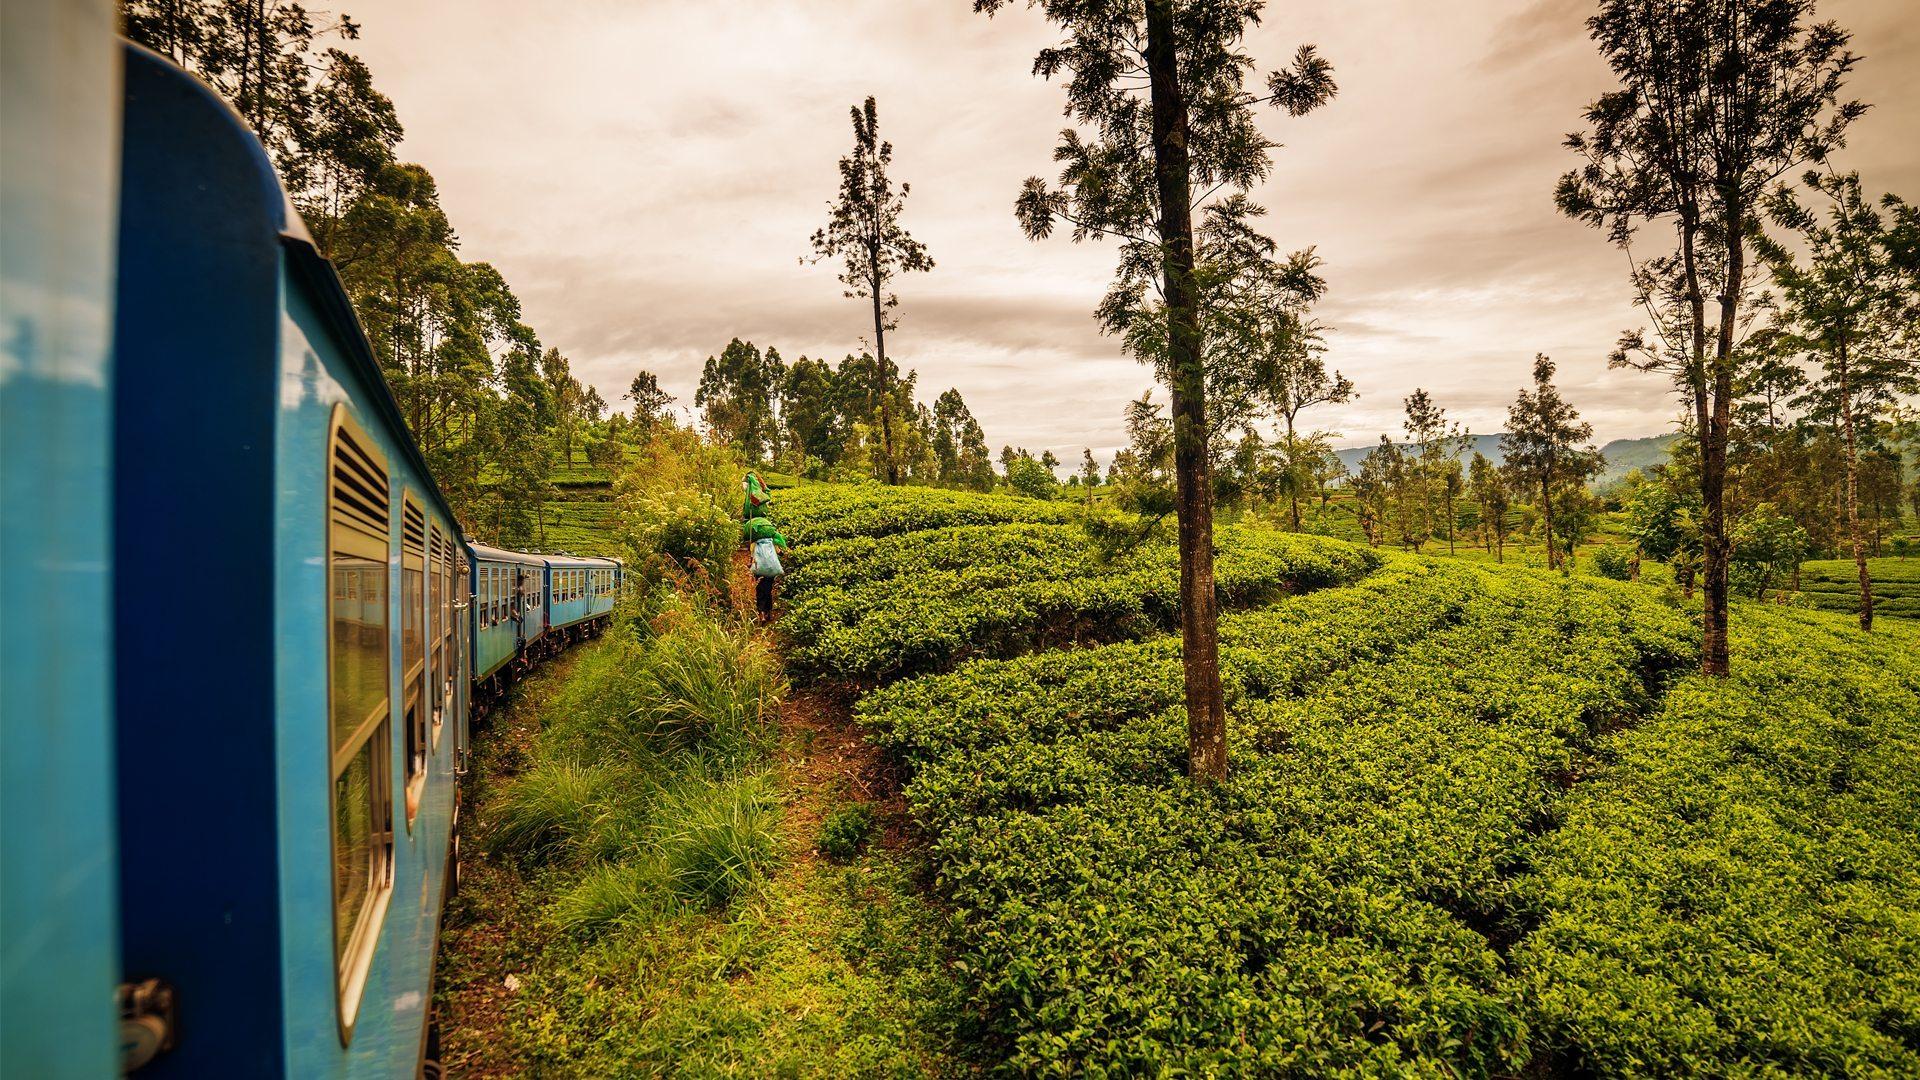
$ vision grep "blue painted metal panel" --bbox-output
[275,275,464,1077]
[0,2,122,1076]
[113,42,288,1078]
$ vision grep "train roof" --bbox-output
[465,542,547,566]
[541,553,620,569]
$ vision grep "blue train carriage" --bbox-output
[467,542,548,708]
[112,42,469,1077]
[541,554,621,645]
[0,1,124,1076]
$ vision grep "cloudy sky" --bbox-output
[349,0,1919,460]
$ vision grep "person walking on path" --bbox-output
[741,472,787,623]
[744,514,788,623]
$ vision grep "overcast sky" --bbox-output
[348,0,1919,459]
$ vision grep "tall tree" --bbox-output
[1755,172,1920,630]
[1502,355,1602,571]
[625,370,675,431]
[1467,451,1510,561]
[978,0,1336,783]
[1254,315,1353,529]
[807,97,934,485]
[1558,0,1861,674]
[778,356,841,472]
[1399,389,1456,551]
[696,338,783,461]
[1080,447,1101,503]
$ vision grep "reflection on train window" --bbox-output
[327,406,392,1037]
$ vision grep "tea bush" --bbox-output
[860,563,1710,1075]
[1514,612,1920,1076]
[772,484,1077,545]
[782,517,1379,682]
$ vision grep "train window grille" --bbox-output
[401,496,427,825]
[326,406,393,1041]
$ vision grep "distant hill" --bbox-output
[1331,432,1680,487]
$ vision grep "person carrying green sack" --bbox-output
[742,470,772,521]
[743,514,788,623]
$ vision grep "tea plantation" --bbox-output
[769,484,1920,1077]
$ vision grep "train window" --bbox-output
[428,528,445,749]
[326,406,393,1038]
[401,496,427,824]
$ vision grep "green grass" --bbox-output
[437,596,962,1076]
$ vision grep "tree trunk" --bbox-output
[1836,346,1873,630]
[1700,206,1742,678]
[1147,0,1226,785]
[870,277,900,485]
[1539,473,1556,571]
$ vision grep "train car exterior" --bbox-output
[468,543,548,694]
[543,554,621,636]
[0,1,124,1075]
[110,42,469,1077]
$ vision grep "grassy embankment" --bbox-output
[434,585,962,1076]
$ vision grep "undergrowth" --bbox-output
[437,590,962,1076]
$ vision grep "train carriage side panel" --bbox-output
[276,202,466,1079]
[112,42,291,1078]
[0,1,123,1075]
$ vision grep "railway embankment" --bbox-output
[433,587,962,1075]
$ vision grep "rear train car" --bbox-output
[542,554,622,644]
[468,543,548,704]
[109,41,469,1076]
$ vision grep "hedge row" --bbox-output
[1514,611,1920,1076]
[861,563,1920,1075]
[860,563,1703,1075]
[769,484,1076,546]
[782,522,1380,682]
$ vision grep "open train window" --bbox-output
[326,406,393,1041]
[401,495,426,826]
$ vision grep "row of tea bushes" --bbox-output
[1514,610,1920,1076]
[770,484,1076,546]
[782,521,1379,683]
[860,565,1713,1075]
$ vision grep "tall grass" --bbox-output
[486,595,788,936]
[630,615,784,763]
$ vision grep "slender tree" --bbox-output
[1558,0,1862,674]
[1080,448,1101,503]
[625,370,675,431]
[1755,172,1920,630]
[1503,355,1602,571]
[977,0,1336,783]
[807,97,933,485]
[1256,317,1353,529]
[1467,451,1510,561]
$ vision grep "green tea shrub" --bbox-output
[861,564,1703,1074]
[1513,613,1920,1077]
[818,803,877,860]
[1590,543,1634,580]
[783,517,1380,682]
[774,484,1076,545]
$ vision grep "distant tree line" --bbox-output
[679,338,996,490]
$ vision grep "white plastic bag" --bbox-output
[751,537,783,578]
